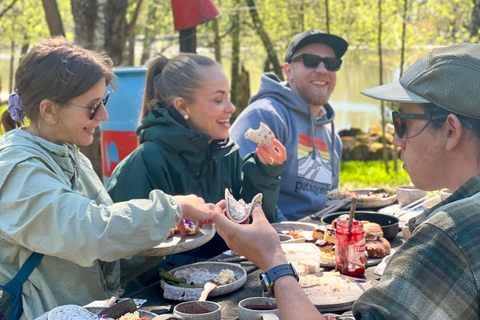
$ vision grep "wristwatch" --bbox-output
[259,263,299,298]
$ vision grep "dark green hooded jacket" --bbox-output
[107,104,284,223]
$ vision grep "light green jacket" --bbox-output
[0,129,181,319]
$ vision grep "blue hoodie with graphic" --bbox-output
[230,73,342,221]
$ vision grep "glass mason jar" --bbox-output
[335,220,366,277]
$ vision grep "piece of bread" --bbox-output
[313,225,333,240]
[315,239,334,253]
[363,222,384,240]
[365,237,391,258]
[324,228,336,244]
[331,214,350,229]
[244,122,275,144]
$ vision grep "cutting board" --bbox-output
[300,272,372,312]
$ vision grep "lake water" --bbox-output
[0,51,402,133]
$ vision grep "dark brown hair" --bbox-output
[1,37,115,133]
[139,53,220,122]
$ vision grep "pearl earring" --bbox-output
[184,114,189,120]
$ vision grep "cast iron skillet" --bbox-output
[321,211,399,241]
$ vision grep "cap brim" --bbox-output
[361,81,430,103]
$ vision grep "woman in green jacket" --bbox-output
[107,54,287,267]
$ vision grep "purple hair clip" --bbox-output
[8,91,25,123]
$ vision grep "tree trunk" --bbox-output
[141,2,158,65]
[377,0,389,173]
[41,0,65,37]
[212,14,222,63]
[105,0,128,66]
[325,0,330,33]
[9,41,14,93]
[230,3,241,110]
[245,0,284,80]
[127,29,135,65]
[471,0,480,38]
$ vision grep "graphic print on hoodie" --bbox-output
[298,133,332,185]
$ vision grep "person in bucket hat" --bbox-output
[230,30,348,221]
[211,43,480,320]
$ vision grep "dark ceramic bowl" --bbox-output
[321,211,399,241]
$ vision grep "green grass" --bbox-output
[339,160,412,194]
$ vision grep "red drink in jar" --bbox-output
[335,220,366,278]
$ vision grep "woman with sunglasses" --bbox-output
[230,29,348,222]
[0,37,213,319]
[212,43,480,320]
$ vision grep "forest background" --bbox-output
[1,0,479,191]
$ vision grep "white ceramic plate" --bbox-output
[320,257,382,268]
[136,224,216,256]
[271,221,318,242]
[34,306,157,320]
[161,262,247,301]
[351,189,397,209]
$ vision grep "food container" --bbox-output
[281,243,321,274]
[396,185,427,207]
[440,189,452,201]
[335,220,366,278]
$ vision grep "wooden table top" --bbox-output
[127,217,405,319]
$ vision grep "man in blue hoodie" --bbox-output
[230,30,347,221]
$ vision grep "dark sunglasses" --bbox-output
[70,91,110,120]
[392,111,430,139]
[289,53,342,71]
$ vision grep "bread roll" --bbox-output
[365,237,391,258]
[363,222,384,240]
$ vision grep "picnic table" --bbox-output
[126,216,405,319]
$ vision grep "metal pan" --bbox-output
[321,211,399,241]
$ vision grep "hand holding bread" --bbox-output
[244,122,287,166]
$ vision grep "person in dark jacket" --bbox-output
[107,54,286,286]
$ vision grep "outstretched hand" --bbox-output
[212,200,287,271]
[173,195,214,235]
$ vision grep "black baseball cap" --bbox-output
[285,29,348,62]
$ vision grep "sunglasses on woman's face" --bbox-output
[70,91,110,120]
[392,111,430,139]
[289,53,342,71]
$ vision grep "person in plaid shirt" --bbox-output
[212,42,480,320]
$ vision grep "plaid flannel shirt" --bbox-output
[353,173,480,320]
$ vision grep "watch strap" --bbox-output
[265,263,299,283]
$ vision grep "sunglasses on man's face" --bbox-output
[70,91,110,120]
[392,111,430,139]
[289,53,342,71]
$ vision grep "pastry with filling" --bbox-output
[315,239,334,253]
[225,188,263,223]
[244,122,275,144]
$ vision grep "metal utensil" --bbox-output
[310,197,353,219]
[397,194,440,218]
